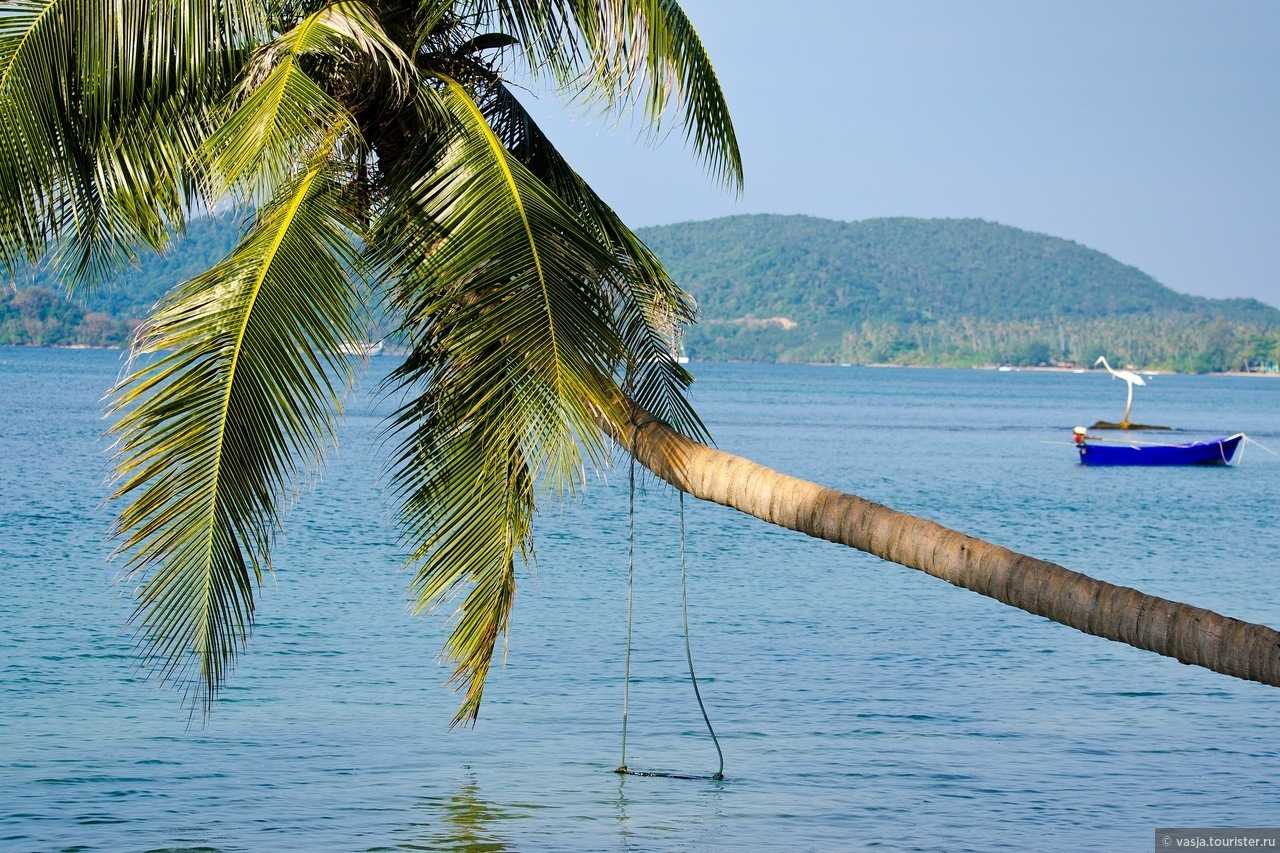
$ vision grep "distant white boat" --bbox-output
[340,340,384,357]
[644,350,690,365]
[998,365,1015,372]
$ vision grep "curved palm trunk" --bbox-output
[610,414,1280,688]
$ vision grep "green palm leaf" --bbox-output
[483,81,707,440]
[391,388,535,726]
[0,0,267,284]
[109,149,364,709]
[388,75,630,468]
[275,0,414,95]
[375,75,636,723]
[495,0,742,187]
[626,0,742,187]
[201,0,413,202]
[199,56,358,202]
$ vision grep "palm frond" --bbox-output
[494,0,742,187]
[374,75,633,723]
[109,147,364,711]
[389,74,630,475]
[483,81,707,440]
[200,0,422,204]
[0,0,268,285]
[391,386,534,725]
[259,1,417,101]
[198,55,359,203]
[491,0,583,80]
[288,0,414,73]
[609,0,742,188]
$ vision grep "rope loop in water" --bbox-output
[617,416,724,781]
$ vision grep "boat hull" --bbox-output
[1077,434,1243,467]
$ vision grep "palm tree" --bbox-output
[2,1,1276,727]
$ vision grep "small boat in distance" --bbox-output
[1073,427,1243,467]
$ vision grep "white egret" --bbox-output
[1095,356,1146,427]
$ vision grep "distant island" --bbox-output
[4,213,1278,373]
[638,215,1280,372]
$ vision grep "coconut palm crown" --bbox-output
[0,0,741,723]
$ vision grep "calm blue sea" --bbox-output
[2,347,1278,852]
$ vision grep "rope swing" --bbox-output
[616,420,724,781]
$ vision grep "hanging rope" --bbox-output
[616,421,640,774]
[1244,434,1277,456]
[678,490,725,780]
[616,419,724,781]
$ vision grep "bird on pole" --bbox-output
[1095,356,1147,427]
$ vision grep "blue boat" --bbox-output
[1074,430,1244,467]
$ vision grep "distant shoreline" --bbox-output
[8,344,1278,378]
[848,362,1280,378]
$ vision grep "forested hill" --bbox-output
[1,213,241,348]
[638,215,1273,325]
[638,215,1280,370]
[4,212,1278,372]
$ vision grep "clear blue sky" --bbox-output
[518,0,1279,306]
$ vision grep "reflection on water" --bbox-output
[397,780,532,852]
[613,776,632,851]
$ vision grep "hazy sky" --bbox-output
[518,0,1279,306]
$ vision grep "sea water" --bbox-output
[2,347,1278,852]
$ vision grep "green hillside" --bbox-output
[1,214,241,347]
[4,212,1278,372]
[636,215,1280,370]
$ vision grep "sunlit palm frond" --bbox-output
[494,0,742,187]
[109,148,365,711]
[199,56,359,203]
[0,0,267,284]
[608,0,742,188]
[201,0,418,204]
[483,81,706,440]
[240,0,416,111]
[390,383,535,726]
[391,74,630,477]
[374,75,633,722]
[282,0,415,90]
[0,0,130,278]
